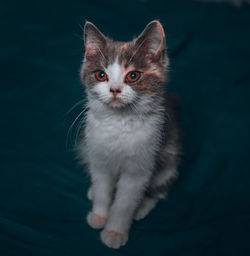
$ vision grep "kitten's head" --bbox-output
[81,20,169,109]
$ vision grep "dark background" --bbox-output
[0,0,250,255]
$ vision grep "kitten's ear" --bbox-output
[135,20,166,59]
[84,21,106,56]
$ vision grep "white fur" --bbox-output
[105,59,123,84]
[153,169,177,187]
[79,91,165,248]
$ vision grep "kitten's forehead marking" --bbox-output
[105,58,128,84]
[106,59,122,81]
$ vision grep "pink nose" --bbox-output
[110,88,121,97]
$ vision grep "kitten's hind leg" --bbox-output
[134,196,159,221]
[135,167,178,221]
[87,186,93,201]
[134,166,178,221]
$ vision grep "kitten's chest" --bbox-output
[86,111,154,154]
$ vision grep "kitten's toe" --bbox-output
[87,187,93,201]
[134,204,152,220]
[134,197,158,221]
[100,229,128,249]
[87,212,107,229]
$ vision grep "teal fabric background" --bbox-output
[0,0,250,255]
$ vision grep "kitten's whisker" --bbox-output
[73,33,84,41]
[74,116,84,147]
[66,107,87,149]
[129,100,141,117]
[65,99,86,115]
[128,37,147,65]
[78,22,84,32]
[95,44,107,63]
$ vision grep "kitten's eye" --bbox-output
[95,70,108,82]
[125,71,141,83]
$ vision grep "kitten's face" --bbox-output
[81,20,168,109]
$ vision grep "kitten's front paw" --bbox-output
[87,212,107,229]
[100,229,128,249]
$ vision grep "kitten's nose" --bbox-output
[110,87,121,97]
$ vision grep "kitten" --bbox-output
[78,20,180,249]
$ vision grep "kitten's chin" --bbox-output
[109,98,124,108]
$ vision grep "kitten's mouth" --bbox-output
[110,97,123,108]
